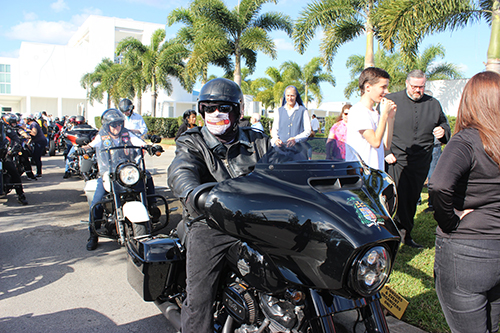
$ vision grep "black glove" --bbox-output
[184,182,218,216]
[75,147,87,156]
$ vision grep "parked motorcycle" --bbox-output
[86,136,169,246]
[64,127,99,180]
[47,124,59,156]
[127,138,400,333]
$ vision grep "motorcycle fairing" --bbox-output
[205,160,400,296]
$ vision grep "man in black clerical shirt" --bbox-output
[384,70,451,248]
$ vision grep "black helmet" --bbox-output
[118,98,134,113]
[2,113,17,126]
[101,108,125,133]
[198,78,243,118]
[75,115,85,125]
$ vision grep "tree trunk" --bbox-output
[152,91,157,118]
[136,94,142,115]
[486,0,500,74]
[234,38,242,86]
[364,1,375,68]
[304,84,309,108]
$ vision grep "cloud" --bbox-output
[125,0,183,9]
[0,49,20,58]
[51,0,69,12]
[274,38,294,51]
[23,12,38,21]
[4,8,103,45]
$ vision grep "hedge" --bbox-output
[95,115,273,138]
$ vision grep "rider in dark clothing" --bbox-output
[1,114,29,205]
[167,78,270,333]
[26,114,47,178]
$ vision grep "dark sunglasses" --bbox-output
[109,122,122,128]
[200,102,236,114]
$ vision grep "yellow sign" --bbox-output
[379,285,409,319]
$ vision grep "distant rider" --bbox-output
[1,114,29,205]
[118,98,148,138]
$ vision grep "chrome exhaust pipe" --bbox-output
[155,300,181,332]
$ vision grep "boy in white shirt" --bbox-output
[346,67,397,169]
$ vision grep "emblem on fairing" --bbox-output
[347,197,384,228]
[237,259,250,276]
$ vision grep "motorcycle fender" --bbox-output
[123,201,150,223]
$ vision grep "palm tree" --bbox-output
[167,6,233,84]
[80,58,122,109]
[185,0,293,86]
[251,66,288,110]
[344,44,464,98]
[115,29,192,117]
[294,0,381,70]
[280,57,336,107]
[375,0,500,73]
[114,50,148,114]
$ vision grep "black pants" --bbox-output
[181,223,237,333]
[386,154,431,236]
[32,141,46,175]
[3,159,24,195]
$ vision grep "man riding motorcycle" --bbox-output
[82,108,156,251]
[167,78,270,333]
[1,113,29,205]
[63,115,96,179]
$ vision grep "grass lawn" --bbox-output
[388,188,450,333]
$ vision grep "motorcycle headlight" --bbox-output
[352,246,391,297]
[118,164,140,186]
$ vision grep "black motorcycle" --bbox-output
[65,127,99,180]
[126,138,400,333]
[87,137,169,245]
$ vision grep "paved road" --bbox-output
[1,146,426,333]
[0,149,180,333]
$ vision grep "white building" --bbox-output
[0,15,197,126]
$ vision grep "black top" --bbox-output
[385,90,450,160]
[175,123,189,141]
[429,128,500,238]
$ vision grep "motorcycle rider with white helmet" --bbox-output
[167,78,271,333]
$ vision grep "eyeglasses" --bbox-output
[409,84,425,90]
[109,122,122,128]
[200,102,236,114]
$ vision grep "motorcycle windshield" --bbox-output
[256,137,362,165]
[97,146,145,176]
[205,137,400,293]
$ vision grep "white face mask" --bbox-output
[205,111,231,135]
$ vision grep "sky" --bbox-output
[0,0,493,105]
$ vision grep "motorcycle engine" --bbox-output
[226,284,304,333]
[222,282,257,325]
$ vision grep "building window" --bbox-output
[0,64,11,94]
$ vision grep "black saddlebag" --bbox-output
[126,235,184,301]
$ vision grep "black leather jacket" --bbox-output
[167,126,270,201]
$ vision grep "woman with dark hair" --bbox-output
[327,103,351,159]
[429,71,500,333]
[175,109,197,141]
